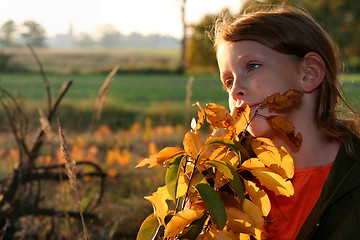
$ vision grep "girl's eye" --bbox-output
[224,79,234,90]
[248,63,261,72]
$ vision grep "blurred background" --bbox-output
[0,0,359,239]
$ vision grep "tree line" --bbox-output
[0,20,179,49]
[1,0,359,72]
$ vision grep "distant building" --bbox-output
[47,23,75,47]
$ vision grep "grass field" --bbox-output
[1,72,359,131]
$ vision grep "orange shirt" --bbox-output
[266,162,333,240]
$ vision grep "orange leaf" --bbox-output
[144,186,172,226]
[136,155,159,168]
[241,158,266,169]
[183,130,204,159]
[226,205,257,235]
[164,209,203,238]
[135,147,184,168]
[231,105,251,134]
[251,137,294,179]
[259,89,303,111]
[250,168,294,197]
[193,102,206,131]
[205,103,235,129]
[202,229,238,239]
[267,115,302,148]
[157,147,185,165]
[244,180,271,217]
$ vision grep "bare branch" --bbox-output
[27,43,52,115]
[29,79,72,163]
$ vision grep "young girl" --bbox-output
[213,6,360,240]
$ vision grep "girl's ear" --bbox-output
[301,52,326,93]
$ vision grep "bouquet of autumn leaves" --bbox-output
[136,90,303,240]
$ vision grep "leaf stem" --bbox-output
[238,106,260,143]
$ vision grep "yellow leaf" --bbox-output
[144,186,172,226]
[239,233,251,240]
[214,170,229,190]
[157,147,185,165]
[241,158,266,169]
[135,147,184,168]
[226,205,256,235]
[164,209,203,238]
[183,130,204,159]
[176,172,188,198]
[242,199,264,229]
[135,155,159,168]
[250,169,294,197]
[251,138,294,179]
[205,103,235,129]
[231,105,251,135]
[202,229,238,239]
[243,180,271,217]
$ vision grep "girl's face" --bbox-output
[217,40,304,137]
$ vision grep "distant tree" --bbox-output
[22,20,46,47]
[0,20,17,47]
[98,23,123,48]
[76,33,98,48]
[125,32,145,47]
[185,12,220,73]
[301,0,360,69]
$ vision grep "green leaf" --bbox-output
[206,160,245,204]
[136,213,160,240]
[166,155,185,201]
[178,211,208,240]
[195,183,227,230]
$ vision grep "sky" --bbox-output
[0,0,246,39]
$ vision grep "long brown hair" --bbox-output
[213,6,359,143]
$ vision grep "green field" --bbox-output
[0,72,359,130]
[0,73,227,107]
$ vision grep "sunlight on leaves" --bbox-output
[164,209,203,238]
[183,130,204,159]
[144,186,171,226]
[243,180,271,217]
[231,105,251,135]
[205,103,235,129]
[251,137,294,179]
[137,90,302,239]
[250,169,294,197]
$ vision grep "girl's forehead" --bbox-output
[217,41,274,57]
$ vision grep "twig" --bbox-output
[94,64,120,121]
[27,43,52,115]
[29,80,72,163]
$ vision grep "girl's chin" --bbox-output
[247,117,275,138]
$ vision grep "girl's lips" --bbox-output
[237,103,260,109]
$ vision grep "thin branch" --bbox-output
[29,79,72,163]
[27,43,52,115]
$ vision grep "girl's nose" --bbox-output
[229,79,246,102]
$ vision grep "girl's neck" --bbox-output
[273,118,341,170]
